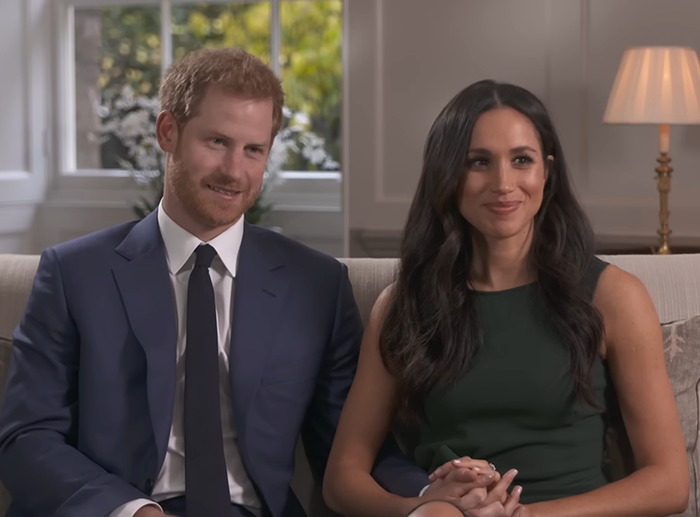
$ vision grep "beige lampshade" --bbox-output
[603,46,700,124]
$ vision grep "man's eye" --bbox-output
[211,138,225,146]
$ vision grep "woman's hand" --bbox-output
[466,471,524,517]
[429,456,500,484]
[424,460,523,516]
[423,465,494,508]
[466,469,522,515]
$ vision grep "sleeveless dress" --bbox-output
[414,258,613,503]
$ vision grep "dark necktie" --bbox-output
[184,244,231,516]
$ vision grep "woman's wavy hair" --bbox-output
[379,80,603,419]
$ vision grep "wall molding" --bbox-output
[373,0,415,205]
[578,0,591,190]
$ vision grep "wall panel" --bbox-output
[347,0,700,256]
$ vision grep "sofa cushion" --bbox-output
[663,315,700,517]
[0,337,12,516]
[0,337,10,399]
[0,255,40,344]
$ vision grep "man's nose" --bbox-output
[224,148,244,177]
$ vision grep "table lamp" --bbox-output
[603,46,700,254]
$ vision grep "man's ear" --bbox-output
[156,110,179,153]
[545,154,554,181]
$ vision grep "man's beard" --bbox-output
[167,155,258,231]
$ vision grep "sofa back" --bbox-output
[1,254,700,516]
[341,255,700,326]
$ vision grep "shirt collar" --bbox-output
[157,202,245,277]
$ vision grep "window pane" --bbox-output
[172,3,271,62]
[279,0,342,172]
[74,6,161,170]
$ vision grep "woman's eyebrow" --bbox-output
[511,145,538,154]
[466,148,492,155]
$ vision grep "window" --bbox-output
[60,0,342,213]
[73,4,161,171]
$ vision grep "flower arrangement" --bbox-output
[95,85,339,223]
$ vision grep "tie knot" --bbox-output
[194,244,217,268]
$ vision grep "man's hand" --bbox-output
[134,505,174,517]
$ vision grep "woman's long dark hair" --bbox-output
[380,80,604,419]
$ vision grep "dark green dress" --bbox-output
[414,259,612,503]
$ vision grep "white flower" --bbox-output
[114,85,136,110]
[292,111,309,126]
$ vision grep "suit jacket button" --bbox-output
[145,479,154,493]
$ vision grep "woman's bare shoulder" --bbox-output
[594,264,654,314]
[368,282,397,327]
[594,264,662,357]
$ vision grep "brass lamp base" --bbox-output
[655,153,673,255]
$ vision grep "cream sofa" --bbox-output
[1,253,700,516]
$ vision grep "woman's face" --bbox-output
[459,107,550,247]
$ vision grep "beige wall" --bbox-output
[1,0,699,256]
[347,0,700,256]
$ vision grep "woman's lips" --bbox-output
[484,201,521,215]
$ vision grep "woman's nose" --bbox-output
[490,162,514,193]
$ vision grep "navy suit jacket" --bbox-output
[0,212,428,517]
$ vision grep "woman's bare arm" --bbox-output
[323,286,511,517]
[524,265,688,517]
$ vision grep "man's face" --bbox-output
[157,85,274,241]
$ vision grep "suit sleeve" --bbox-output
[300,262,429,497]
[0,248,149,517]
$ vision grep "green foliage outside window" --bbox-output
[92,1,342,223]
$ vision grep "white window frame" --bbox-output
[51,0,343,213]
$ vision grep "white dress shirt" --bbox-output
[110,207,260,517]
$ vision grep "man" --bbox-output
[0,48,429,517]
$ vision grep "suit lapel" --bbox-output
[112,211,177,470]
[229,225,289,441]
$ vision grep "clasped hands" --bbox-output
[422,457,528,517]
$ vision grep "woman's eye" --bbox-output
[468,157,488,168]
[211,138,225,146]
[513,155,534,166]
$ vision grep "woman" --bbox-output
[323,80,688,517]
